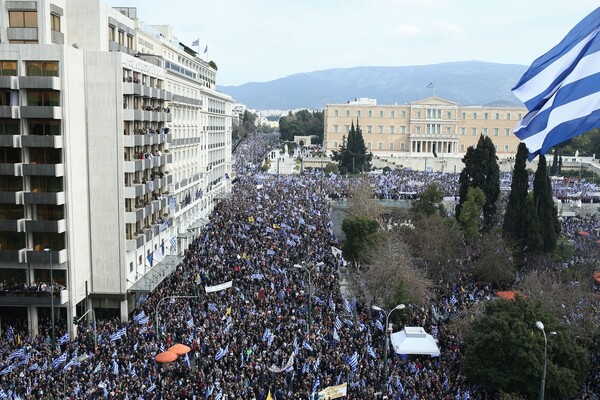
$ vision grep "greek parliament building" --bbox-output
[0,0,233,334]
[323,97,527,166]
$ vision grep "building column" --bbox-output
[120,299,128,322]
[28,306,39,337]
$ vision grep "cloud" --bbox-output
[390,24,422,37]
[435,21,466,36]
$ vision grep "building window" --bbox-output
[494,128,499,136]
[50,14,60,32]
[400,126,406,134]
[402,110,406,118]
[367,125,372,133]
[379,110,384,117]
[391,111,395,118]
[504,144,510,152]
[461,112,466,119]
[118,30,125,45]
[506,112,511,120]
[27,90,60,106]
[345,110,350,117]
[417,111,421,118]
[378,125,383,134]
[129,262,134,273]
[400,142,405,150]
[389,126,395,134]
[460,144,465,151]
[333,141,338,148]
[518,113,522,120]
[378,142,383,149]
[446,127,451,135]
[0,61,17,76]
[368,110,372,117]
[447,111,451,119]
[484,112,488,120]
[473,112,477,120]
[472,127,477,135]
[333,125,338,133]
[127,35,134,49]
[496,112,500,119]
[389,142,394,149]
[345,125,350,133]
[334,109,338,117]
[367,142,372,149]
[25,61,59,77]
[482,128,488,136]
[109,25,115,41]
[357,110,361,117]
[9,10,38,27]
[415,127,421,134]
[461,127,466,135]
[505,128,511,136]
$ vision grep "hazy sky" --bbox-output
[106,0,598,86]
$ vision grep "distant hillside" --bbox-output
[218,61,528,110]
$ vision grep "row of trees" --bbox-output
[338,136,595,398]
[331,120,372,174]
[278,109,323,143]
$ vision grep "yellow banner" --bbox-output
[318,383,347,399]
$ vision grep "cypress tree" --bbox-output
[456,146,476,221]
[475,136,500,230]
[533,156,561,252]
[503,143,529,247]
[354,120,372,172]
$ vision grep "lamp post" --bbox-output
[44,248,55,348]
[76,308,97,351]
[535,321,556,400]
[155,295,198,340]
[372,304,406,400]
[294,262,321,332]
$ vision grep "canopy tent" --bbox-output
[390,327,440,357]
[495,290,525,301]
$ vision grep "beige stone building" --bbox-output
[323,97,527,161]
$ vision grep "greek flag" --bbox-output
[333,327,340,342]
[334,316,343,330]
[262,328,275,346]
[512,7,600,159]
[250,273,263,280]
[343,318,354,328]
[28,363,40,372]
[52,352,68,369]
[314,357,320,372]
[348,351,359,371]
[0,388,6,399]
[215,391,223,400]
[0,365,14,376]
[449,295,458,306]
[215,345,228,361]
[301,362,310,374]
[312,376,320,394]
[208,303,218,312]
[294,336,299,355]
[6,347,24,361]
[344,298,353,315]
[186,317,194,328]
[375,319,384,331]
[133,311,146,323]
[302,340,314,352]
[147,383,156,393]
[57,332,70,345]
[329,294,335,310]
[170,236,177,253]
[367,344,377,358]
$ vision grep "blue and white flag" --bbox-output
[147,383,156,393]
[367,344,377,359]
[348,351,359,371]
[328,294,335,311]
[192,39,199,47]
[0,365,14,376]
[57,332,70,345]
[52,352,68,369]
[208,303,219,312]
[133,311,146,323]
[186,317,194,328]
[375,319,384,332]
[215,345,228,361]
[294,336,299,355]
[302,340,314,352]
[333,327,340,342]
[312,376,320,394]
[512,7,600,159]
[334,316,343,330]
[344,298,353,315]
[6,347,25,362]
[215,390,223,400]
[250,273,263,280]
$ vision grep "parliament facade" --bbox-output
[323,97,527,159]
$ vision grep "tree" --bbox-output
[410,183,445,218]
[456,136,500,231]
[278,110,324,143]
[503,143,530,249]
[362,230,432,307]
[462,298,589,400]
[472,228,515,286]
[346,177,382,220]
[532,156,561,253]
[459,187,486,240]
[341,216,379,263]
[332,120,372,173]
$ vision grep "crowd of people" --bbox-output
[0,136,598,399]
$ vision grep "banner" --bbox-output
[318,383,347,399]
[268,353,294,373]
[205,280,233,293]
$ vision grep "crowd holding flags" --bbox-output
[513,7,600,159]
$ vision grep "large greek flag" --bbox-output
[512,7,600,160]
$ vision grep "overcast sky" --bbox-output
[106,0,598,86]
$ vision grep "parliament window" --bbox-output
[50,14,60,32]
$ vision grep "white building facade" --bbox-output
[0,0,232,335]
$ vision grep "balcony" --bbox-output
[20,106,61,119]
[0,135,20,147]
[0,248,26,263]
[122,82,142,96]
[0,106,20,119]
[0,192,21,204]
[0,289,68,306]
[21,135,63,148]
[123,134,144,147]
[22,163,64,177]
[123,183,144,198]
[126,233,145,252]
[0,218,24,232]
[25,219,66,233]
[123,160,144,173]
[0,163,18,175]
[23,191,65,205]
[19,76,61,90]
[0,76,19,90]
[124,208,143,224]
[26,248,67,264]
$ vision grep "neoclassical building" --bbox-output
[323,97,527,159]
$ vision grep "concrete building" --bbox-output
[324,97,527,164]
[0,0,232,336]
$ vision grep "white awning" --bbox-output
[390,326,440,357]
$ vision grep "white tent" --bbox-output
[390,327,440,357]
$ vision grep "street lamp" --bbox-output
[44,248,55,348]
[293,262,323,332]
[535,321,556,400]
[372,304,406,400]
[76,308,97,351]
[155,295,198,340]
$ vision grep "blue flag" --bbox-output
[513,7,600,159]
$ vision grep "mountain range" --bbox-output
[218,61,529,111]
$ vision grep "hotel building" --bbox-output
[323,97,527,161]
[0,0,232,335]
